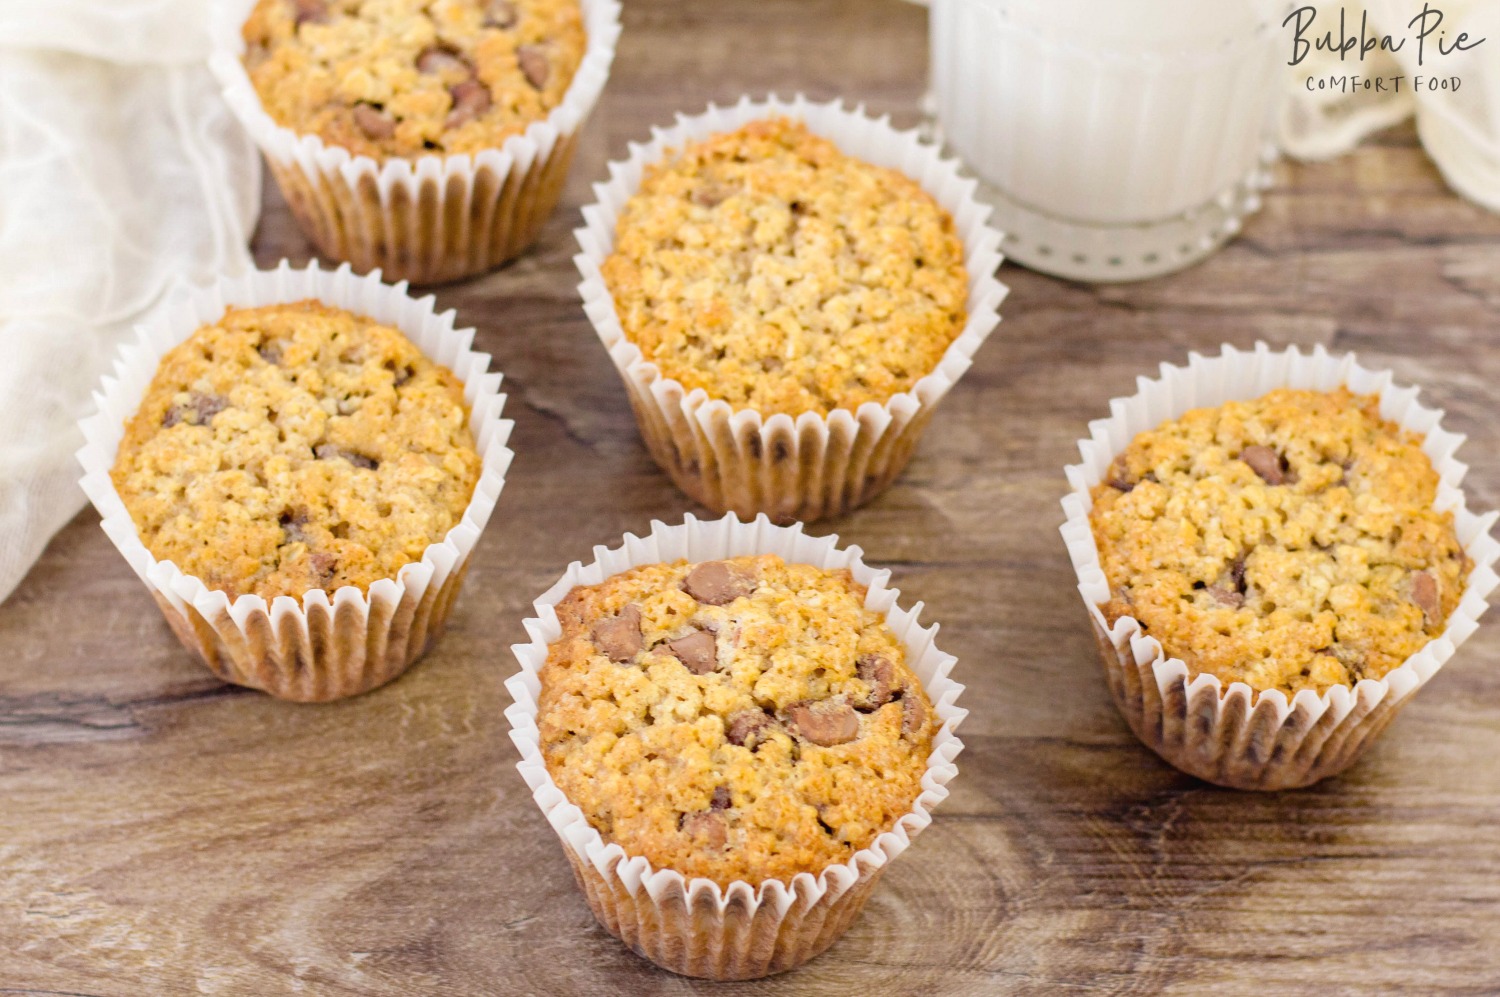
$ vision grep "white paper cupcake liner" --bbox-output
[209,0,622,285]
[504,513,966,979]
[575,95,1008,523]
[1060,343,1500,790]
[77,261,515,702]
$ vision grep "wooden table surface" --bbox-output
[6,1,1500,993]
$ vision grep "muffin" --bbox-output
[1061,345,1497,790]
[577,97,1007,523]
[1090,388,1468,697]
[212,0,621,283]
[537,554,935,889]
[506,514,964,980]
[111,300,481,602]
[79,264,512,702]
[602,118,969,419]
[241,0,586,160]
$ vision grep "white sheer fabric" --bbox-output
[1279,0,1500,212]
[0,0,260,602]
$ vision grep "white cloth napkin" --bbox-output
[0,0,260,603]
[1279,0,1500,212]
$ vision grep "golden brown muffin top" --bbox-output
[111,301,481,601]
[601,118,970,417]
[1090,388,1469,696]
[537,555,936,888]
[241,0,586,159]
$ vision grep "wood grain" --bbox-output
[5,1,1500,993]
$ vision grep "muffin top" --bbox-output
[601,118,970,417]
[241,0,586,159]
[111,301,481,601]
[537,554,936,888]
[1090,388,1469,696]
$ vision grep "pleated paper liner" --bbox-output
[77,261,514,702]
[575,95,1008,523]
[505,513,966,979]
[210,0,622,285]
[1060,343,1500,790]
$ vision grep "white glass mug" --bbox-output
[929,0,1287,282]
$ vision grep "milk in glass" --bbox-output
[930,0,1288,281]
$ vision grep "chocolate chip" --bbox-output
[384,360,415,386]
[517,44,549,88]
[484,0,518,28]
[279,509,312,546]
[691,182,733,208]
[665,629,717,675]
[417,44,469,75]
[772,440,791,463]
[313,444,378,470]
[786,699,859,747]
[592,605,642,663]
[1208,585,1244,609]
[445,78,492,129]
[902,694,929,737]
[678,810,727,850]
[257,340,284,365]
[726,710,776,748]
[163,392,228,428]
[856,654,896,708]
[710,785,731,810]
[353,102,396,140]
[1240,445,1289,486]
[682,561,755,606]
[1106,455,1135,492]
[310,551,338,586]
[1204,557,1247,608]
[292,0,328,26]
[1324,643,1365,677]
[1411,570,1441,625]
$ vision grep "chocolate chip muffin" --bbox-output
[241,0,586,159]
[1090,387,1469,696]
[536,554,936,888]
[601,117,970,417]
[110,301,481,601]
